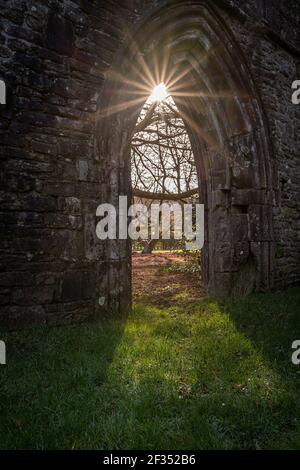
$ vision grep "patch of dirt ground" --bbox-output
[132,252,204,307]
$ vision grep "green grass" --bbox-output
[0,287,300,449]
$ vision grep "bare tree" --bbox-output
[131,95,198,253]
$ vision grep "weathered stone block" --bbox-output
[12,285,54,305]
[59,270,95,302]
[46,12,75,55]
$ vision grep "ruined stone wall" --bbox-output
[0,0,135,327]
[218,0,300,288]
[0,0,299,328]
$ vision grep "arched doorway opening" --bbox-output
[96,1,275,314]
[130,83,203,305]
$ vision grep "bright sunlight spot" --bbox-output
[149,82,168,102]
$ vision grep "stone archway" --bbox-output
[95,1,276,314]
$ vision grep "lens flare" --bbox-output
[149,82,168,102]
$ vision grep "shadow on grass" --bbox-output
[131,292,300,450]
[219,287,300,371]
[216,286,300,448]
[0,287,299,449]
[0,315,127,449]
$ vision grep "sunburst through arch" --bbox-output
[96,1,274,313]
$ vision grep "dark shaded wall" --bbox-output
[0,0,299,327]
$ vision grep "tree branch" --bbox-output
[132,187,199,201]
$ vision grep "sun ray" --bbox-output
[173,95,223,153]
[99,95,146,119]
[107,70,154,95]
[159,47,172,85]
[125,35,157,90]
[165,63,195,92]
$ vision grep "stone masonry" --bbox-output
[0,0,299,328]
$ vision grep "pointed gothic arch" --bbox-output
[96,0,276,314]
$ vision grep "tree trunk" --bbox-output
[141,239,158,254]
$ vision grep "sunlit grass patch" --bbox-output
[0,287,299,449]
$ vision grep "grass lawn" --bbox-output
[0,287,300,449]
